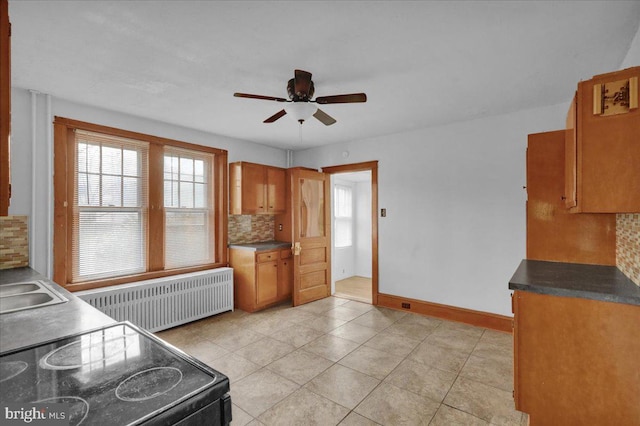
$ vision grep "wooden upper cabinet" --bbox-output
[0,0,10,216]
[564,66,640,213]
[230,162,286,215]
[266,166,285,212]
[563,93,577,209]
[527,131,616,265]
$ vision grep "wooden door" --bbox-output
[291,168,331,306]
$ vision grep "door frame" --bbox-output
[322,161,378,305]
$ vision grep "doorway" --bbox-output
[323,161,378,305]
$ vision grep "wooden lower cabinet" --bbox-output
[230,248,292,312]
[256,261,278,306]
[513,290,640,425]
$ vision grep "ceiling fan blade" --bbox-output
[294,69,313,99]
[234,93,288,102]
[264,109,287,123]
[315,93,367,104]
[313,108,337,126]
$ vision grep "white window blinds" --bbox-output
[73,130,148,282]
[163,146,215,269]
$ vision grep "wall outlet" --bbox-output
[401,302,411,309]
[278,224,283,231]
[381,208,387,217]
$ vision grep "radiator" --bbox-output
[76,268,234,332]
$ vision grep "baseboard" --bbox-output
[377,293,513,333]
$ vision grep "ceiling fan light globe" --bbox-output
[284,102,317,124]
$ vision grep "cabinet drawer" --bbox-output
[257,251,278,263]
[280,249,292,259]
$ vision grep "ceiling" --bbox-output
[9,1,640,150]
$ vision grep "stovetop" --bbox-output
[0,322,229,425]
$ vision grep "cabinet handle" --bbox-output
[561,196,567,200]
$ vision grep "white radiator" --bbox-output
[76,268,234,332]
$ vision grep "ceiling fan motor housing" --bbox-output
[287,78,315,101]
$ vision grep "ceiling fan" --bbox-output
[234,69,367,126]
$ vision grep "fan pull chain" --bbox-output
[299,122,303,144]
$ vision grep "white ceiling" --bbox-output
[9,1,640,150]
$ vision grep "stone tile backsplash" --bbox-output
[0,216,29,269]
[228,215,275,244]
[616,213,640,286]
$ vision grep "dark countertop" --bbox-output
[228,240,291,251]
[0,267,115,353]
[509,259,640,306]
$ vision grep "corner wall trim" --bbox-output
[377,293,513,333]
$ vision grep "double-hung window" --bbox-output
[74,131,148,282]
[54,117,227,291]
[163,147,214,269]
[334,184,353,248]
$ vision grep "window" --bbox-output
[54,117,227,291]
[334,184,353,248]
[163,147,214,269]
[74,131,148,282]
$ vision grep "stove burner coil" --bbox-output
[116,367,183,402]
[39,333,137,370]
[34,396,89,426]
[0,360,28,383]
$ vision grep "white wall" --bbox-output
[295,102,569,316]
[621,21,640,68]
[355,179,372,278]
[10,87,288,277]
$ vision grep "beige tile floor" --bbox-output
[156,297,528,426]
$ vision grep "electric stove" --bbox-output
[0,322,231,425]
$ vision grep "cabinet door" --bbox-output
[242,163,266,214]
[527,131,616,265]
[266,167,286,213]
[256,260,278,306]
[514,291,640,425]
[572,67,640,212]
[512,292,520,411]
[278,250,293,299]
[563,93,577,209]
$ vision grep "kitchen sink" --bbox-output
[0,283,40,297]
[0,280,68,314]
